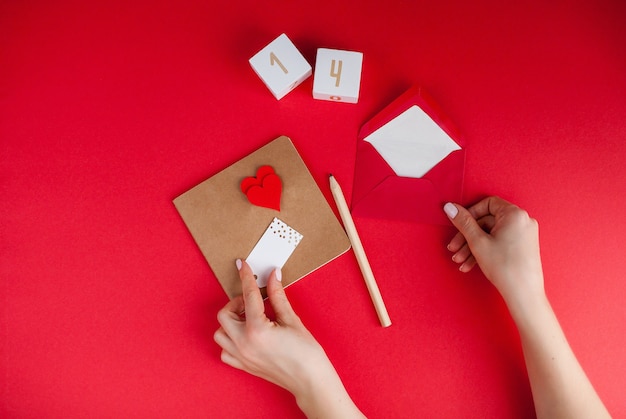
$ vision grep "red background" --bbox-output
[2,1,625,417]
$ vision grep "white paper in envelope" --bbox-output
[363,105,461,178]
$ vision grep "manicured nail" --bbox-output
[444,202,458,219]
[235,259,242,270]
[275,268,282,282]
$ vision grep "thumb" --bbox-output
[266,268,298,324]
[444,202,487,247]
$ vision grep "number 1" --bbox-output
[270,52,288,74]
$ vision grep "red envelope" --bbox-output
[351,86,466,225]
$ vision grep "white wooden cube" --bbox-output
[249,34,312,100]
[312,48,363,103]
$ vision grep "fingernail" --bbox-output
[275,268,282,282]
[235,259,242,270]
[444,203,458,219]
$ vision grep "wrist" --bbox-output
[293,360,361,418]
[494,269,546,321]
[504,286,550,329]
[294,360,340,410]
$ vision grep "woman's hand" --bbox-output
[444,197,545,315]
[214,259,365,418]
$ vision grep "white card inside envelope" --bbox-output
[245,218,304,288]
[363,105,461,178]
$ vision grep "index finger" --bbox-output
[236,259,266,326]
[467,196,514,220]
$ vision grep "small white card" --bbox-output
[246,218,303,288]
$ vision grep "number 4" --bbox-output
[330,59,342,87]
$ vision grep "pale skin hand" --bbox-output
[214,260,365,419]
[444,196,611,419]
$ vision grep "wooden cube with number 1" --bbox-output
[249,33,312,100]
[313,48,363,104]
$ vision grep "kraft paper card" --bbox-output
[173,136,351,299]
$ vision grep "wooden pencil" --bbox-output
[329,174,392,327]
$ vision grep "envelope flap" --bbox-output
[352,175,450,225]
[359,85,465,148]
[351,148,465,225]
[352,139,397,209]
[422,147,465,200]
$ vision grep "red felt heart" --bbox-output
[240,165,275,194]
[241,167,282,211]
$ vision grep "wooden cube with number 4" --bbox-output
[313,48,363,104]
[249,34,312,100]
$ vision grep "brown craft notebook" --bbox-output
[173,136,351,299]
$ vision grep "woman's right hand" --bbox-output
[443,196,545,314]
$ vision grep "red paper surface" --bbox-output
[2,1,626,417]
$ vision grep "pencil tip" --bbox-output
[329,173,333,178]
